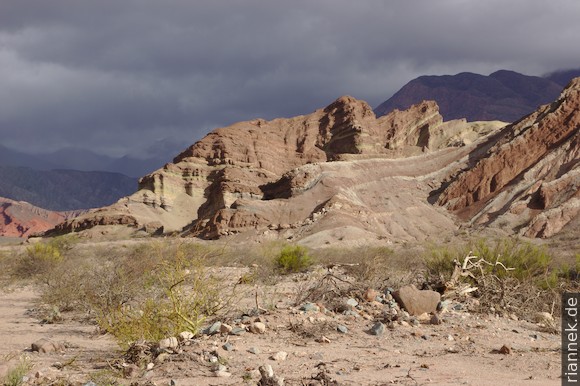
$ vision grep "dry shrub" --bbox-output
[314,245,423,290]
[29,240,227,348]
[425,238,578,318]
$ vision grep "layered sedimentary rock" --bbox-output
[437,78,580,238]
[48,97,495,240]
[46,79,579,242]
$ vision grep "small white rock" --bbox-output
[249,322,266,334]
[270,351,288,361]
[158,337,179,350]
[178,331,194,341]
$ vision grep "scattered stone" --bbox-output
[270,351,288,361]
[498,345,512,355]
[249,322,267,334]
[337,325,348,334]
[231,327,246,335]
[31,338,65,353]
[178,331,194,341]
[346,298,359,308]
[417,312,431,322]
[430,314,442,325]
[446,334,454,341]
[393,285,441,316]
[222,342,234,351]
[447,347,460,353]
[219,323,233,334]
[207,321,222,335]
[158,337,178,350]
[258,364,284,386]
[316,336,331,344]
[248,347,261,355]
[364,289,379,302]
[301,303,320,312]
[155,352,170,364]
[370,322,385,336]
[213,364,231,377]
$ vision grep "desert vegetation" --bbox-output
[0,235,577,385]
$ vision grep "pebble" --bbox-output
[248,347,261,355]
[337,325,348,334]
[207,321,222,335]
[370,322,385,336]
[249,322,266,334]
[231,327,246,335]
[158,337,178,350]
[364,289,380,302]
[316,336,331,343]
[155,352,170,364]
[430,314,442,325]
[499,345,512,355]
[222,342,234,351]
[301,302,320,312]
[178,331,194,341]
[270,351,288,361]
[346,298,359,308]
[220,323,233,334]
[31,338,65,353]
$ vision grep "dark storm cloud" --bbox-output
[1,0,579,157]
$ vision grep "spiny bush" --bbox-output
[275,245,313,273]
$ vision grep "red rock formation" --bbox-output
[438,78,580,237]
[0,198,71,238]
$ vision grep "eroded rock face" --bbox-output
[437,78,580,238]
[49,96,487,240]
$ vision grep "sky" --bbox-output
[1,0,579,159]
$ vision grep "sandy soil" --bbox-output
[0,267,562,386]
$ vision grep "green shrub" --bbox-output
[91,242,222,348]
[424,238,555,286]
[275,245,313,273]
[423,238,571,317]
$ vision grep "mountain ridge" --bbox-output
[375,68,580,122]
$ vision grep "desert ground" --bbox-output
[0,235,569,386]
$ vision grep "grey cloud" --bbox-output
[0,0,579,158]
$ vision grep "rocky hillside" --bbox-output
[0,167,137,211]
[0,197,80,238]
[374,70,572,122]
[436,77,580,238]
[44,96,501,241]
[46,78,579,243]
